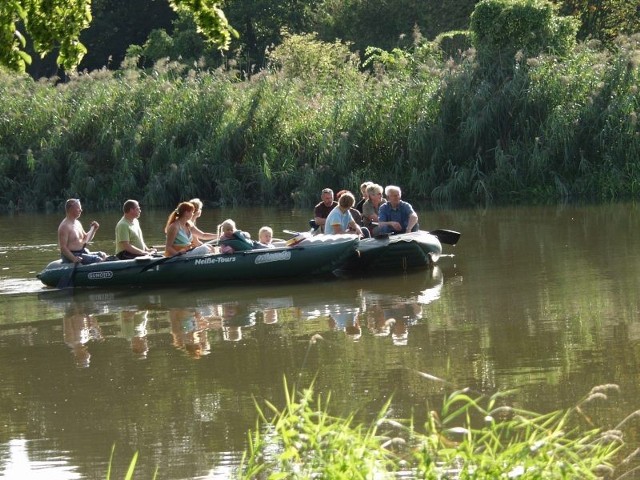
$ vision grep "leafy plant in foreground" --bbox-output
[240,378,638,479]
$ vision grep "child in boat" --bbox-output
[257,226,275,248]
[218,219,254,253]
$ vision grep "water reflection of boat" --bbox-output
[37,266,446,358]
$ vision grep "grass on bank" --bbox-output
[239,378,638,479]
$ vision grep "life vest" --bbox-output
[219,231,256,252]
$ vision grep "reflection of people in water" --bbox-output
[220,302,255,342]
[328,308,361,340]
[365,305,393,337]
[120,310,149,358]
[386,303,422,346]
[223,325,242,342]
[362,301,423,345]
[63,306,103,367]
[262,308,278,325]
[170,309,211,358]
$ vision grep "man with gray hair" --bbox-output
[377,185,419,234]
[58,198,106,264]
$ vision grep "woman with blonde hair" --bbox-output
[362,183,386,235]
[188,198,218,246]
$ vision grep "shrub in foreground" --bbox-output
[240,379,637,479]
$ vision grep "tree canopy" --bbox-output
[1,0,92,72]
[0,0,236,72]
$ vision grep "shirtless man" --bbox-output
[58,198,106,264]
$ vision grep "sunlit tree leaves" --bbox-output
[0,0,91,72]
[0,0,236,72]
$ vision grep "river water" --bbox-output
[1,202,639,478]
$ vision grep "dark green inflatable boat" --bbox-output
[38,235,359,288]
[338,230,443,272]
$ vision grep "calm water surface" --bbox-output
[1,202,640,478]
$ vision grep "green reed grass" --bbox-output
[240,379,635,479]
[0,32,639,210]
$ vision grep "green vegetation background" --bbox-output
[0,0,638,210]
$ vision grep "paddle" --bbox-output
[372,227,460,245]
[57,224,98,289]
[139,251,184,273]
[428,229,461,246]
[290,226,461,246]
[57,261,79,289]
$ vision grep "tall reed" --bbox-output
[240,379,634,478]
[0,32,638,210]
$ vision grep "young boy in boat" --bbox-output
[58,198,107,264]
[257,226,275,248]
[325,192,363,236]
[218,219,255,253]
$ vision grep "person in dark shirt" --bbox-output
[312,188,338,233]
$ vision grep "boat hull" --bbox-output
[340,230,442,272]
[38,235,358,288]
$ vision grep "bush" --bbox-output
[470,0,579,65]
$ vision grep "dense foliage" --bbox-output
[0,0,638,210]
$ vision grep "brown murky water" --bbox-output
[1,201,639,478]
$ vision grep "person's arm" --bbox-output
[329,222,343,234]
[84,221,99,243]
[191,225,218,243]
[406,212,418,233]
[345,210,362,235]
[348,219,362,236]
[119,241,150,256]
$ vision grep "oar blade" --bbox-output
[429,229,461,246]
[57,263,78,289]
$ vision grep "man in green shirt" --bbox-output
[115,199,157,259]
